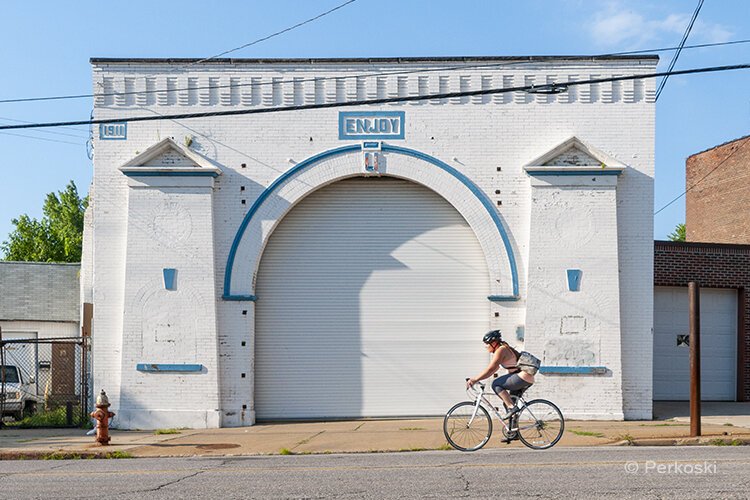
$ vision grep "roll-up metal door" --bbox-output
[653,287,737,401]
[255,177,490,420]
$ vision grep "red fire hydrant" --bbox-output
[90,390,115,445]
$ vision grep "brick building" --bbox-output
[686,135,750,244]
[85,56,657,428]
[654,241,748,402]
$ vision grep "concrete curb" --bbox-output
[613,436,750,447]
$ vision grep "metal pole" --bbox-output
[1,326,5,428]
[689,281,701,437]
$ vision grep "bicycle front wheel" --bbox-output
[515,399,564,450]
[443,401,492,451]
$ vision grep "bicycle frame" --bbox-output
[467,383,528,433]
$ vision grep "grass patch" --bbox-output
[398,447,427,452]
[399,427,426,431]
[437,443,453,451]
[279,448,294,455]
[105,451,134,458]
[617,433,635,445]
[42,452,84,460]
[723,423,735,427]
[709,438,743,446]
[569,430,605,438]
[154,428,182,435]
[8,407,82,429]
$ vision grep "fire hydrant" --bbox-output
[90,390,115,445]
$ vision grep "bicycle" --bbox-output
[443,379,564,451]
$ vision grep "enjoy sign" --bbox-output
[339,111,405,140]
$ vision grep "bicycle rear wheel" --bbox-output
[515,399,564,450]
[443,401,492,451]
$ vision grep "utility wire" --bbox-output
[654,136,750,215]
[0,63,748,131]
[193,0,358,64]
[0,130,83,146]
[2,38,749,105]
[655,0,704,101]
[0,116,89,138]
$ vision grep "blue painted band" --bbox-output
[526,170,622,176]
[223,144,519,299]
[136,363,203,373]
[382,144,519,298]
[539,366,608,375]
[223,144,359,298]
[488,295,521,302]
[221,294,258,301]
[122,171,220,177]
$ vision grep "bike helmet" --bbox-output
[482,330,502,344]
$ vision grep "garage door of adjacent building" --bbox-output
[255,177,490,420]
[653,287,737,401]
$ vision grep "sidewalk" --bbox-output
[1,412,748,459]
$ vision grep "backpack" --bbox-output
[516,351,541,375]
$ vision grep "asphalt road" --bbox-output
[0,446,748,499]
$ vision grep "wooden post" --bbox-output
[689,282,701,437]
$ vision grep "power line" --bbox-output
[655,0,704,101]
[0,63,748,132]
[654,136,750,216]
[0,130,83,146]
[193,0,358,64]
[0,116,89,138]
[2,38,750,106]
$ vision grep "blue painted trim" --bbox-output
[488,295,521,302]
[122,170,219,177]
[223,144,359,299]
[223,143,520,299]
[221,294,258,301]
[539,366,608,375]
[526,170,622,176]
[566,269,582,292]
[339,111,405,140]
[382,144,519,298]
[163,268,177,290]
[136,363,203,373]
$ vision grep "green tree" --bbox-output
[1,181,88,262]
[668,223,686,242]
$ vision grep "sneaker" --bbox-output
[501,406,520,420]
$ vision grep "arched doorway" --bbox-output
[254,177,490,420]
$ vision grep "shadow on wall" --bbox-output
[254,177,490,420]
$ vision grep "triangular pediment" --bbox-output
[119,138,221,176]
[525,137,626,169]
[523,137,626,177]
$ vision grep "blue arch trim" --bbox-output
[222,144,519,301]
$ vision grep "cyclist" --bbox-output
[466,330,534,418]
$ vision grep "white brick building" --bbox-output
[86,56,656,428]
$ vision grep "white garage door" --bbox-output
[255,177,490,420]
[653,287,737,401]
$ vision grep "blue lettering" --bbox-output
[357,119,368,134]
[389,118,399,134]
[378,120,388,133]
[345,119,355,134]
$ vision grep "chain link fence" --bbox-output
[1,335,90,428]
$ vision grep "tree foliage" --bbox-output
[668,223,686,242]
[1,181,88,262]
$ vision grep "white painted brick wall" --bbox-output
[89,58,656,427]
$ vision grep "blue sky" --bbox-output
[1,0,748,245]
